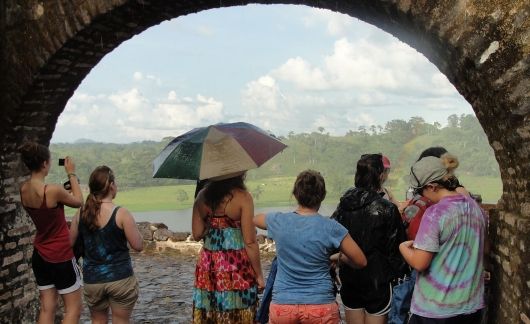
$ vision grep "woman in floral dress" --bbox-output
[191,172,265,323]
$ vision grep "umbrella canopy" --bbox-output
[152,122,287,180]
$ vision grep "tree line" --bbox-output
[47,114,500,197]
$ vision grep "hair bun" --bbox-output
[440,153,459,171]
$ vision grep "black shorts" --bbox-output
[340,282,392,315]
[408,310,483,324]
[32,249,82,294]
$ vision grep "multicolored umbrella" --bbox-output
[152,122,287,180]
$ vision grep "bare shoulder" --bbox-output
[232,188,253,201]
[43,183,65,198]
[116,206,134,221]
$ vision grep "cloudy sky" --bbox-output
[52,4,473,143]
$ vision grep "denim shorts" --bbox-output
[388,271,416,324]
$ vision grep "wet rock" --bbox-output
[169,232,190,242]
[256,234,266,244]
[153,228,173,241]
[137,222,154,240]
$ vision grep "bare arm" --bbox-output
[399,240,434,272]
[191,191,208,241]
[117,208,143,252]
[57,156,83,208]
[338,234,367,269]
[240,191,264,289]
[253,213,267,230]
[69,211,80,246]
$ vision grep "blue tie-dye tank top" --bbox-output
[79,206,133,284]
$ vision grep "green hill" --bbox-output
[49,114,502,212]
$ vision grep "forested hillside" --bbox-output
[48,114,500,200]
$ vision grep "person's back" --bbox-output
[70,165,143,324]
[23,184,74,262]
[333,187,406,290]
[332,154,406,324]
[399,156,486,323]
[192,173,263,324]
[411,194,486,317]
[19,142,84,324]
[254,170,367,324]
[267,212,345,304]
[80,205,133,283]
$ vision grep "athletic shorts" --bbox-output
[31,249,82,294]
[269,302,340,324]
[340,282,392,316]
[84,275,139,311]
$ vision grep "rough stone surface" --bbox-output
[1,1,530,323]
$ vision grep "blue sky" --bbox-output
[53,4,473,143]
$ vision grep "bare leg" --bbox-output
[60,289,82,324]
[90,309,109,324]
[110,306,133,324]
[365,314,387,324]
[344,309,366,324]
[38,289,58,324]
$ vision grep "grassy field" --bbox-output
[65,175,501,215]
[112,176,343,211]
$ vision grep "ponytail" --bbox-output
[81,193,101,231]
[81,166,114,231]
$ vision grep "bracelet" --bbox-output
[67,173,80,183]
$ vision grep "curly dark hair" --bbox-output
[292,170,326,210]
[204,174,247,211]
[18,142,50,171]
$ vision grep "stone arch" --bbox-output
[1,1,529,322]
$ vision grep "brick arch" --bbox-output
[1,1,529,322]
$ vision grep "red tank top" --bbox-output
[25,185,74,263]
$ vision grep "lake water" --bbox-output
[133,204,339,233]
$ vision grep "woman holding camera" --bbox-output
[70,165,143,324]
[19,142,84,324]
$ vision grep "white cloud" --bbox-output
[273,57,327,90]
[241,76,294,131]
[146,74,162,86]
[56,88,225,143]
[302,8,354,37]
[168,90,177,100]
[268,37,459,99]
[346,112,377,127]
[133,71,143,81]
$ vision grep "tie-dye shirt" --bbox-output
[411,194,486,318]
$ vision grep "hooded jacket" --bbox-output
[332,187,408,289]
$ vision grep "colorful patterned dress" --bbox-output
[193,215,258,323]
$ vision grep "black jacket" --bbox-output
[332,187,408,290]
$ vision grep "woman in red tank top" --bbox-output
[19,142,84,324]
